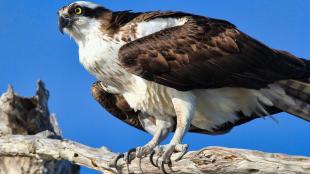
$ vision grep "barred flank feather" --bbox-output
[277,80,310,121]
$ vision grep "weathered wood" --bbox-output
[0,135,310,174]
[0,81,79,174]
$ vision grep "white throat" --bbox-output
[64,18,104,46]
[67,19,130,93]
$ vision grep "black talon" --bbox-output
[161,162,168,174]
[175,146,188,161]
[113,153,124,168]
[160,161,171,174]
[126,148,137,164]
[167,161,173,173]
[150,150,158,167]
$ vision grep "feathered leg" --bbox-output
[155,91,195,173]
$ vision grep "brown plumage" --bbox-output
[91,81,145,131]
[118,12,310,91]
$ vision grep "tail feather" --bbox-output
[276,80,310,121]
[278,80,310,103]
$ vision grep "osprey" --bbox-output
[58,1,310,171]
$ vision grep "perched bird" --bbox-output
[58,1,310,172]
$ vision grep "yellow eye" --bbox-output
[74,7,83,15]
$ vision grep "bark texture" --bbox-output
[0,135,309,174]
[0,81,79,174]
[0,81,309,174]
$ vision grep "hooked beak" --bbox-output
[58,16,73,34]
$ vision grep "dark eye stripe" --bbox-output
[83,7,108,18]
[68,5,78,15]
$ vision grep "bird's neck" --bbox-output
[77,26,133,93]
[70,21,104,46]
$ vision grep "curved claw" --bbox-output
[149,150,158,167]
[159,159,172,174]
[113,153,124,169]
[151,145,166,168]
[160,161,168,174]
[175,144,188,161]
[125,148,137,164]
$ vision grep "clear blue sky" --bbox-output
[1,1,309,173]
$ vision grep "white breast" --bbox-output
[122,76,175,116]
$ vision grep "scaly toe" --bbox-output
[136,145,153,158]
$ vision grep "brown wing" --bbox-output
[91,81,281,135]
[119,13,310,91]
[91,81,146,132]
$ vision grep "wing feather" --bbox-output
[119,13,309,91]
[91,82,146,132]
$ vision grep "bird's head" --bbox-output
[58,1,112,41]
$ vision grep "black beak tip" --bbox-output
[58,16,70,34]
[58,26,64,34]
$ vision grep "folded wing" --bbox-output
[119,14,309,91]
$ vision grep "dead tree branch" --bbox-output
[0,82,309,174]
[0,135,310,174]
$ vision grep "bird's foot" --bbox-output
[112,144,188,173]
[112,145,155,172]
[150,144,188,174]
